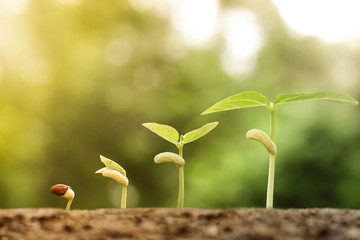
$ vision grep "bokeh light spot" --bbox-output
[273,0,360,43]
[20,59,51,85]
[220,9,263,77]
[171,0,219,47]
[105,38,132,67]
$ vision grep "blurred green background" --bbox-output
[0,0,359,209]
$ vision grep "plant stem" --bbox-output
[66,199,72,211]
[266,154,276,208]
[177,166,184,208]
[269,105,275,142]
[177,146,184,208]
[266,104,276,209]
[121,185,127,209]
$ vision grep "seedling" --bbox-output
[50,184,75,211]
[142,121,218,208]
[202,90,358,208]
[95,155,129,208]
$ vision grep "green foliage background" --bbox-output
[0,0,359,209]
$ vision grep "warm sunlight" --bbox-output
[220,9,262,77]
[272,0,360,43]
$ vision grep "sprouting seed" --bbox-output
[95,155,129,208]
[50,184,75,211]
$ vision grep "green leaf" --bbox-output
[183,122,219,144]
[142,122,179,144]
[100,155,126,176]
[274,90,358,107]
[201,91,269,115]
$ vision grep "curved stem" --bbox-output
[66,199,72,211]
[266,154,276,208]
[177,146,184,208]
[121,185,127,209]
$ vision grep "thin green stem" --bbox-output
[66,199,72,211]
[267,103,276,209]
[266,154,276,208]
[177,146,184,208]
[121,185,127,209]
[269,105,275,142]
[177,166,184,208]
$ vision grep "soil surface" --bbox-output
[0,208,359,240]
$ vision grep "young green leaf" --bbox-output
[201,91,269,115]
[100,155,126,176]
[274,90,358,108]
[183,122,219,144]
[142,122,179,144]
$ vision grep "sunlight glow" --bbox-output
[0,0,28,17]
[220,9,263,77]
[272,0,360,42]
[0,21,14,48]
[170,0,219,47]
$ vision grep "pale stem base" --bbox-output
[66,199,73,211]
[266,154,276,208]
[177,166,184,208]
[121,185,127,209]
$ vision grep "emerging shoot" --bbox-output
[202,90,358,208]
[50,184,75,211]
[143,121,218,208]
[246,129,276,208]
[95,155,129,208]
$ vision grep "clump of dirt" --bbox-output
[0,208,359,239]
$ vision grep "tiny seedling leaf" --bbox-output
[142,122,179,144]
[183,122,219,144]
[201,91,269,115]
[274,90,358,108]
[100,155,126,176]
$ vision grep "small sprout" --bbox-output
[246,129,277,208]
[96,155,129,208]
[143,121,218,208]
[50,184,75,211]
[154,152,185,167]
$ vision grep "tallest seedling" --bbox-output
[202,90,358,208]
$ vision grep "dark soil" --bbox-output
[0,208,359,240]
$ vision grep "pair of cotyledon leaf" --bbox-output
[142,122,219,147]
[96,155,126,177]
[201,90,358,114]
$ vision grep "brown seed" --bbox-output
[50,184,69,196]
